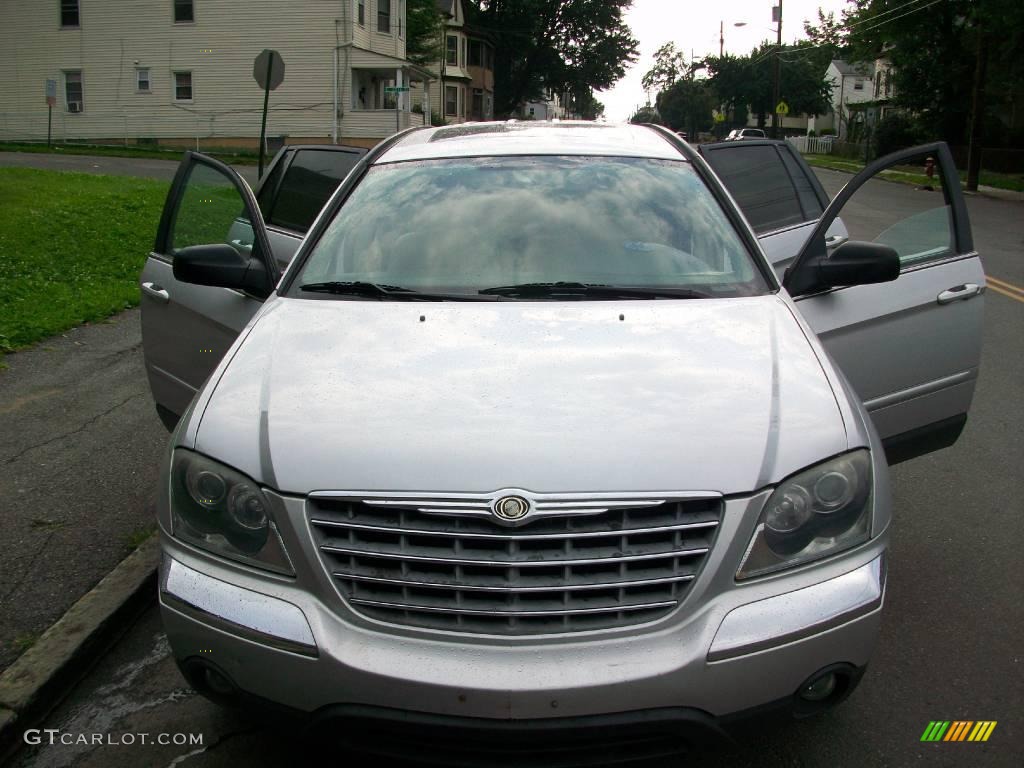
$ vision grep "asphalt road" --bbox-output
[3,164,1022,767]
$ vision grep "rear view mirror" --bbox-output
[788,241,900,296]
[172,244,272,297]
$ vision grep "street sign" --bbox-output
[384,86,410,93]
[712,110,725,123]
[253,49,286,178]
[775,100,789,116]
[45,78,57,106]
[253,49,285,91]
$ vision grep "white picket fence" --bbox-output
[786,135,835,155]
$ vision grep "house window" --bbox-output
[485,45,493,71]
[853,79,863,90]
[378,0,390,33]
[445,85,458,116]
[174,71,193,101]
[471,88,483,119]
[357,0,364,25]
[64,70,83,112]
[173,0,194,23]
[60,0,79,27]
[136,68,151,92]
[446,35,457,66]
[468,40,482,67]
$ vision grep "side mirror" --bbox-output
[788,241,900,296]
[172,244,271,297]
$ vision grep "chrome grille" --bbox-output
[307,492,722,636]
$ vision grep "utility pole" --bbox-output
[772,0,783,138]
[720,20,724,57]
[966,29,989,191]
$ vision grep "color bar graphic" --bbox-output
[921,720,996,742]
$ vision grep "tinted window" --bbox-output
[292,156,769,297]
[778,147,825,222]
[703,144,811,234]
[263,149,362,233]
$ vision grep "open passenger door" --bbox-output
[782,143,985,463]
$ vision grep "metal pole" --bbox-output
[47,104,52,147]
[772,0,782,138]
[258,55,272,178]
[720,20,724,58]
[332,47,338,144]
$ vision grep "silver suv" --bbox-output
[140,123,984,751]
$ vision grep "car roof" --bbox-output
[376,121,686,163]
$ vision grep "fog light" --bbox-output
[800,672,838,702]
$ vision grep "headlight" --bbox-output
[736,450,872,580]
[170,450,294,575]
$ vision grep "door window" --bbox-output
[701,143,824,234]
[169,162,251,254]
[827,150,954,268]
[261,149,364,234]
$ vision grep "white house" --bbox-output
[808,60,874,138]
[0,0,433,149]
[520,89,574,121]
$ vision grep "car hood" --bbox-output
[192,295,848,496]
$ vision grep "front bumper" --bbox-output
[159,518,887,721]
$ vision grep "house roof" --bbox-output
[830,60,872,77]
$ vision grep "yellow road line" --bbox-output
[987,283,1024,303]
[986,275,1024,295]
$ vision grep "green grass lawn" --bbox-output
[0,141,259,165]
[804,154,1024,192]
[0,168,169,364]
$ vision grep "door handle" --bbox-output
[937,283,981,304]
[825,234,848,249]
[141,281,170,304]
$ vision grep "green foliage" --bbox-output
[0,168,168,360]
[641,43,688,92]
[874,113,924,157]
[407,0,445,68]
[706,44,832,126]
[628,105,662,125]
[656,79,714,136]
[839,0,1024,147]
[468,0,638,117]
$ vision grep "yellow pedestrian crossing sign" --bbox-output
[712,110,725,123]
[775,100,789,116]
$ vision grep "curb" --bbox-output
[809,163,1024,202]
[0,536,158,757]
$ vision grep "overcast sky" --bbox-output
[600,0,852,121]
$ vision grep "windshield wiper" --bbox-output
[478,282,715,299]
[299,281,485,301]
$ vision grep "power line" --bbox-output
[749,0,946,65]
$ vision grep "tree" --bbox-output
[656,79,714,137]
[838,0,1024,175]
[406,0,445,68]
[641,43,688,92]
[468,0,639,117]
[706,44,831,129]
[628,105,661,125]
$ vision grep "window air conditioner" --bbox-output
[68,102,82,113]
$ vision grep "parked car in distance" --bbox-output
[141,122,983,759]
[726,127,767,141]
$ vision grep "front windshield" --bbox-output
[289,155,770,299]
